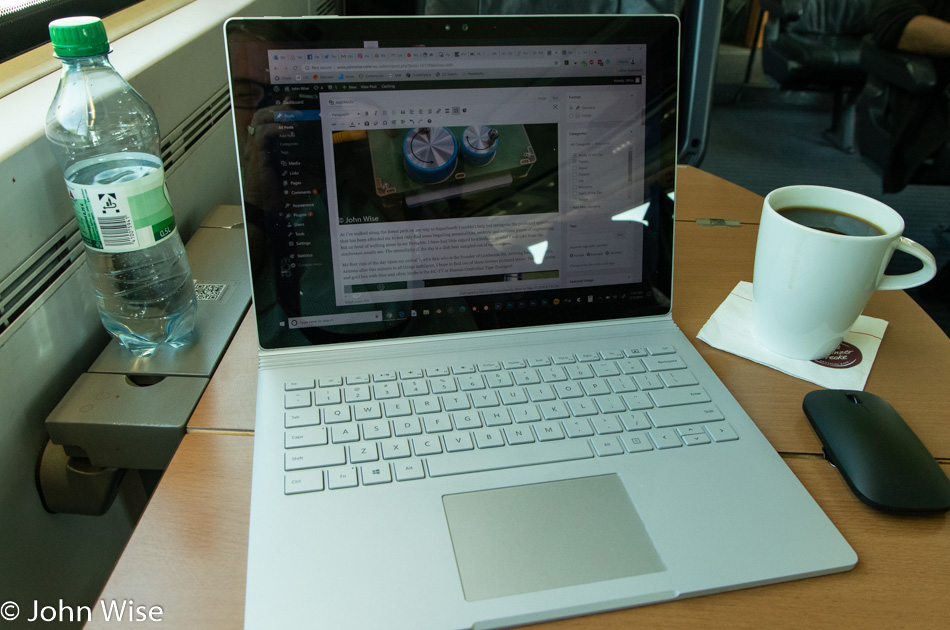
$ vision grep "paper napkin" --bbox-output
[697,281,887,390]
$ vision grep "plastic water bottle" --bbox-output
[45,16,196,356]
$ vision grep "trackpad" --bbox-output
[442,474,665,601]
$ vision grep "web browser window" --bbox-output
[226,17,677,348]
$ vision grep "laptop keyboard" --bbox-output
[281,345,738,494]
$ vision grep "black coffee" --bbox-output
[776,205,886,237]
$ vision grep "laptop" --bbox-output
[224,15,856,629]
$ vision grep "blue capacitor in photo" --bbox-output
[461,125,499,166]
[403,127,458,183]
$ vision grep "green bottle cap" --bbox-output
[49,16,110,58]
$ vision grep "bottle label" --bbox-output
[64,153,177,253]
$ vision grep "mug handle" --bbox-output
[877,236,937,291]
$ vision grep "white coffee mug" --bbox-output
[752,185,936,360]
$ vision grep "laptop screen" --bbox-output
[225,15,678,350]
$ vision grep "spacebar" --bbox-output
[427,440,594,478]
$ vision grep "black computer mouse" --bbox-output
[802,390,950,514]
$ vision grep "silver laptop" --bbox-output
[225,15,856,629]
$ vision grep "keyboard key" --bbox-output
[512,368,541,386]
[373,372,397,382]
[324,404,353,424]
[591,362,621,377]
[539,366,567,382]
[353,402,382,421]
[285,408,320,428]
[647,345,675,355]
[539,401,570,421]
[402,380,428,396]
[476,362,501,372]
[620,431,654,453]
[472,391,500,408]
[373,382,400,400]
[483,408,512,427]
[458,374,486,391]
[451,411,482,430]
[412,395,442,414]
[474,429,504,448]
[383,400,412,417]
[331,425,359,444]
[554,382,584,399]
[427,440,592,477]
[633,373,664,390]
[451,364,476,374]
[328,467,358,490]
[594,395,626,414]
[498,388,529,405]
[552,355,576,365]
[621,392,654,411]
[617,358,645,375]
[510,404,541,423]
[535,422,566,441]
[350,443,379,463]
[707,423,739,442]
[393,417,423,437]
[649,387,711,408]
[565,364,594,379]
[285,426,328,449]
[526,384,556,402]
[580,379,610,396]
[442,393,472,411]
[606,375,638,393]
[284,391,311,409]
[642,355,686,372]
[284,380,315,391]
[618,411,651,431]
[318,376,343,387]
[649,429,683,449]
[648,404,724,428]
[285,470,324,495]
[425,366,450,377]
[485,372,513,388]
[683,433,712,446]
[313,388,342,405]
[361,463,392,485]
[444,432,475,452]
[591,436,624,456]
[624,347,648,357]
[285,446,346,471]
[361,421,392,440]
[591,415,623,435]
[576,352,601,363]
[430,377,457,394]
[504,426,536,445]
[345,375,370,385]
[412,436,443,456]
[564,418,594,438]
[394,459,426,481]
[343,385,371,403]
[422,414,452,433]
[381,439,411,459]
[400,369,424,379]
[659,370,699,388]
[567,399,598,417]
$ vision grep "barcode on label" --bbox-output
[195,283,227,301]
[98,216,135,248]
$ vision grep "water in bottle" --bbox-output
[45,16,196,356]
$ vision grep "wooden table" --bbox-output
[88,166,950,629]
